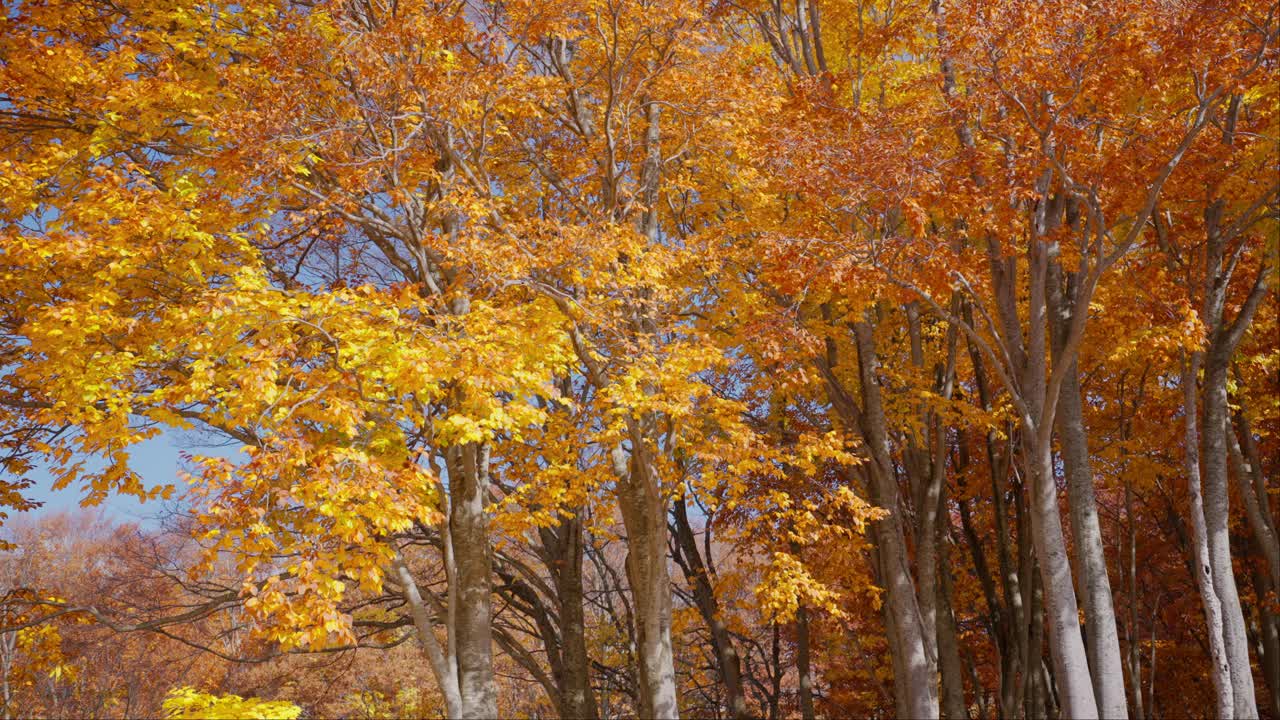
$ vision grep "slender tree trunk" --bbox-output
[797,606,817,720]
[963,326,1022,720]
[1181,354,1235,719]
[1229,414,1280,589]
[853,319,940,719]
[1232,411,1280,717]
[1018,235,1098,719]
[1020,573,1042,720]
[555,516,599,720]
[1263,611,1280,719]
[1251,563,1280,719]
[672,495,747,719]
[2,630,17,720]
[1124,475,1145,720]
[961,642,990,720]
[938,504,971,720]
[1048,266,1128,719]
[393,551,464,719]
[1023,429,1100,720]
[877,535,911,720]
[1056,365,1127,718]
[1182,113,1274,715]
[1147,599,1160,720]
[1201,355,1260,719]
[600,98,680,720]
[922,300,966,720]
[1040,656,1059,719]
[1006,478,1030,720]
[906,305,943,670]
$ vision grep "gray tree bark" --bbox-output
[1124,473,1145,720]
[1185,180,1271,718]
[906,303,967,720]
[852,318,941,719]
[1048,265,1128,719]
[1015,235,1099,719]
[1232,410,1280,718]
[1182,96,1274,719]
[445,442,500,719]
[959,315,1024,720]
[610,98,681,720]
[1181,354,1235,719]
[392,551,464,719]
[1200,354,1259,719]
[1229,412,1280,591]
[612,440,679,720]
[1250,563,1280,719]
[937,503,970,720]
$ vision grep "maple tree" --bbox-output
[1,0,1277,718]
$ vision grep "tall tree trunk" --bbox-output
[613,439,679,719]
[978,231,1095,717]
[1023,567,1046,720]
[1146,599,1160,720]
[769,624,783,720]
[852,318,940,719]
[1124,474,1145,720]
[818,311,939,719]
[797,606,817,720]
[553,516,599,720]
[1023,428,1099,719]
[962,315,1023,720]
[1015,234,1098,719]
[1201,354,1260,719]
[1181,354,1235,719]
[1002,452,1027,720]
[905,304,943,671]
[446,442,499,719]
[1229,411,1280,590]
[605,98,680,720]
[1048,265,1129,719]
[923,304,966,720]
[874,533,911,720]
[1251,563,1280,719]
[1186,105,1271,718]
[937,503,971,720]
[1232,410,1280,717]
[392,551,464,719]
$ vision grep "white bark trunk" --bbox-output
[1023,436,1099,719]
[612,442,679,719]
[853,320,940,719]
[1023,236,1099,719]
[1055,366,1128,719]
[1182,355,1235,719]
[1201,357,1260,719]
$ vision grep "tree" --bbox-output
[1,1,1277,718]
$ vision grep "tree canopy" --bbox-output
[1,0,1277,718]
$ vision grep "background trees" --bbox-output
[1,0,1277,718]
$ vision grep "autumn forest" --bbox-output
[0,0,1277,718]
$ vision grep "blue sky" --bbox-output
[21,430,200,527]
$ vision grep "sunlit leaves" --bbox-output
[163,687,302,720]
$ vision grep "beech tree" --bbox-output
[1,0,1277,718]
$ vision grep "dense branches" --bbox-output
[1,0,1277,718]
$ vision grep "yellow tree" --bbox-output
[3,2,572,717]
